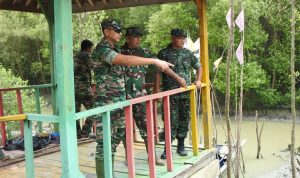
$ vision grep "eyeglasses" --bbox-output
[107,27,122,34]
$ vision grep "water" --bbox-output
[213,119,300,177]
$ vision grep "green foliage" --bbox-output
[0,12,50,85]
[214,61,268,94]
[0,1,299,111]
[145,2,198,53]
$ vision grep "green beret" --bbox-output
[125,27,143,37]
[171,28,187,37]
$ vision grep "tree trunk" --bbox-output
[226,0,234,177]
[290,0,296,177]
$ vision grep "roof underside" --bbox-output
[0,0,191,13]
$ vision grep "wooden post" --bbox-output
[190,87,199,156]
[16,89,24,137]
[52,0,83,177]
[34,88,43,133]
[146,100,156,178]
[24,119,34,178]
[125,106,135,178]
[163,96,173,171]
[0,91,6,146]
[195,0,213,149]
[103,111,113,178]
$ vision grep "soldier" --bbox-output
[156,28,202,159]
[121,27,186,166]
[74,39,95,139]
[92,19,173,178]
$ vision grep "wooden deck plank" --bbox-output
[0,142,216,178]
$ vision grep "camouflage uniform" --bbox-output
[158,44,201,141]
[121,43,153,140]
[92,38,126,161]
[74,51,94,137]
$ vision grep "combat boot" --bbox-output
[177,138,187,156]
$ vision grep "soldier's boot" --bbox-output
[177,138,187,156]
[144,139,165,166]
[96,159,115,178]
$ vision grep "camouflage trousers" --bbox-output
[133,103,147,140]
[75,88,94,137]
[95,108,125,161]
[162,93,190,141]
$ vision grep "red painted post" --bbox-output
[153,100,159,144]
[125,105,135,178]
[146,100,156,178]
[16,90,24,137]
[0,91,7,146]
[163,96,173,171]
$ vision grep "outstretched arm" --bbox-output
[113,54,173,72]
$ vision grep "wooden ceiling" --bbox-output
[0,0,191,13]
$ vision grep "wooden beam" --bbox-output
[87,0,94,6]
[12,0,17,5]
[102,0,109,5]
[118,0,124,3]
[25,0,32,7]
[195,0,213,149]
[75,0,82,8]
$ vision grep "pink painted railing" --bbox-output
[124,85,199,178]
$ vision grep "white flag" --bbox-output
[235,9,245,32]
[236,41,244,65]
[213,57,223,71]
[226,8,233,28]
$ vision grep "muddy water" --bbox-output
[212,119,300,178]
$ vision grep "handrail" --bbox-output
[0,84,53,92]
[0,84,202,178]
[0,114,27,122]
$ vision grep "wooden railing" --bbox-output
[0,84,207,178]
[0,84,52,146]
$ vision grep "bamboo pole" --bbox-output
[226,0,235,177]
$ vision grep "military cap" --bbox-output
[125,27,143,37]
[171,28,187,37]
[101,19,122,33]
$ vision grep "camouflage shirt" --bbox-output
[121,43,153,99]
[74,51,94,92]
[157,44,201,91]
[92,38,126,105]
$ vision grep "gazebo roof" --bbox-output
[0,0,191,13]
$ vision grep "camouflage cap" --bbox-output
[171,28,187,37]
[125,27,143,37]
[101,19,122,33]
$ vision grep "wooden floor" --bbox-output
[0,141,216,178]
